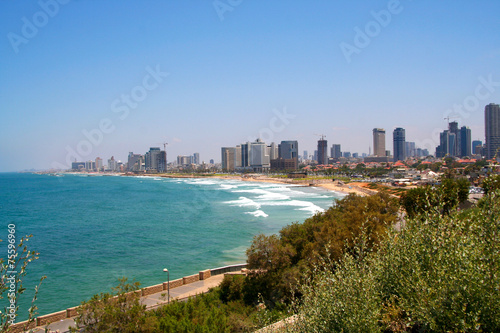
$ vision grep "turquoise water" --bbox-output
[0,173,343,321]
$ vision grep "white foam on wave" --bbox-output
[219,184,239,190]
[245,210,269,218]
[224,196,261,209]
[259,199,325,215]
[185,179,218,186]
[232,188,290,201]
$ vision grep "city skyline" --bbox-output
[1,1,500,172]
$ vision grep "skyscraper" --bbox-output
[472,140,482,155]
[460,126,471,157]
[193,153,200,165]
[222,147,240,171]
[485,103,500,159]
[146,147,161,171]
[393,128,406,162]
[331,144,342,159]
[279,140,299,169]
[317,137,328,165]
[373,128,386,157]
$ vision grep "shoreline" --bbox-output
[53,171,378,197]
[155,173,376,197]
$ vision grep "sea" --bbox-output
[0,172,343,321]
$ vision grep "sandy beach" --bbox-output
[119,172,376,197]
[203,174,376,197]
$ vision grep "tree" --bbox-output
[481,174,500,195]
[290,191,500,332]
[244,192,399,307]
[0,233,45,332]
[72,278,157,333]
[401,178,469,217]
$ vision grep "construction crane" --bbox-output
[156,142,169,173]
[314,133,326,140]
[444,116,458,124]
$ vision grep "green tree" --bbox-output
[481,174,500,194]
[73,278,157,333]
[400,178,469,217]
[290,191,500,332]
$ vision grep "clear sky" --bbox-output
[1,0,499,171]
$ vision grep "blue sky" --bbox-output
[1,1,499,171]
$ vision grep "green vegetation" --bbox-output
[72,278,156,333]
[481,174,500,194]
[69,174,500,331]
[0,234,45,332]
[290,190,500,332]
[244,192,399,307]
[400,177,469,218]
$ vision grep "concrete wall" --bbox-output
[14,264,247,330]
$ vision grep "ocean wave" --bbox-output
[219,184,239,190]
[232,188,290,201]
[224,196,261,209]
[259,199,324,215]
[245,210,269,218]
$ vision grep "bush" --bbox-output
[290,191,500,332]
[73,278,157,333]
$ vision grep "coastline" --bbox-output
[150,173,376,197]
[41,170,378,196]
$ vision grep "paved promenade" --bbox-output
[29,274,227,333]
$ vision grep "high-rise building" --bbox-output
[85,160,96,171]
[303,150,308,160]
[108,156,118,171]
[269,142,279,160]
[222,147,239,171]
[271,140,299,170]
[249,139,270,172]
[145,148,166,172]
[317,137,328,165]
[193,153,200,165]
[373,128,386,157]
[393,128,406,162]
[405,142,416,158]
[448,121,460,156]
[472,140,483,155]
[459,126,471,157]
[331,144,342,159]
[95,157,103,171]
[485,103,500,159]
[237,139,270,172]
[127,152,142,171]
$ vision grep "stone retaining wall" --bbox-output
[182,273,199,285]
[141,283,164,297]
[8,264,247,332]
